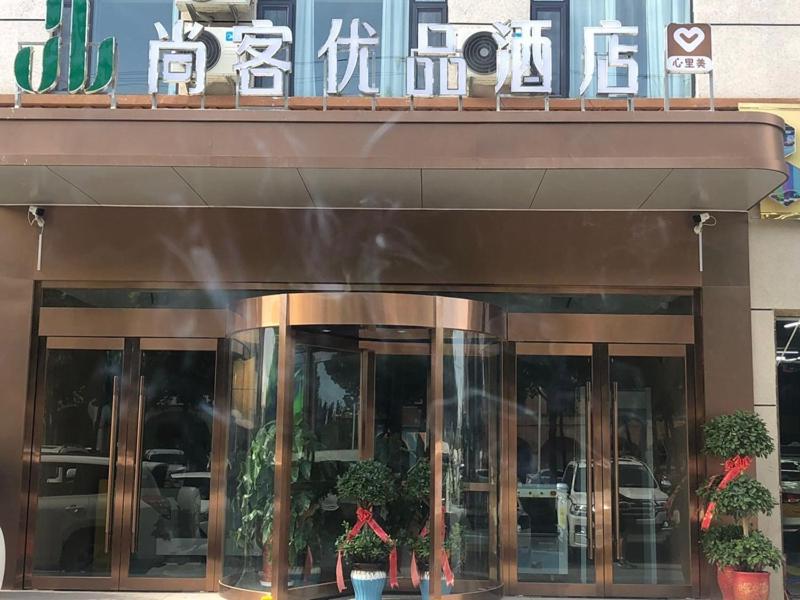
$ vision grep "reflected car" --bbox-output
[33,454,171,574]
[565,458,670,549]
[781,460,800,536]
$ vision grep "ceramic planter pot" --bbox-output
[731,570,770,600]
[419,571,453,600]
[718,567,735,600]
[351,567,387,600]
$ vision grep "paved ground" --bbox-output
[0,594,223,599]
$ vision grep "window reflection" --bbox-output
[443,331,500,581]
[32,349,122,576]
[516,355,593,584]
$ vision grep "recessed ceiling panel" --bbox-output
[533,169,670,209]
[0,166,94,205]
[300,169,422,208]
[50,166,205,206]
[176,167,312,207]
[644,168,786,210]
[422,169,545,209]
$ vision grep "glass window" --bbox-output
[610,355,691,586]
[777,319,800,597]
[257,0,295,93]
[32,349,122,577]
[294,0,408,97]
[516,354,593,584]
[565,0,692,98]
[443,331,501,581]
[91,0,175,94]
[532,1,569,97]
[223,328,279,588]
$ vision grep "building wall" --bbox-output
[749,216,800,600]
[694,1,800,98]
[0,0,47,94]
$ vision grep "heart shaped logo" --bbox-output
[674,26,705,53]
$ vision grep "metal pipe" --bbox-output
[104,375,119,554]
[131,375,145,554]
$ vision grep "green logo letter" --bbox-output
[15,0,117,95]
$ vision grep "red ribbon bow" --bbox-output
[336,506,398,592]
[701,455,752,531]
[410,525,455,589]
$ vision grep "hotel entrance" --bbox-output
[24,336,222,591]
[22,290,698,598]
[508,343,695,598]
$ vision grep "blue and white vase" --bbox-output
[351,569,387,600]
[419,572,453,600]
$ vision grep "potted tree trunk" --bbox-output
[335,460,399,600]
[699,411,782,600]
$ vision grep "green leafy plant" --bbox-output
[235,379,322,567]
[337,523,395,566]
[700,524,744,568]
[702,528,782,572]
[408,522,461,574]
[337,460,398,508]
[703,411,774,459]
[699,475,775,523]
[699,411,781,573]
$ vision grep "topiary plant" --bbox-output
[337,460,398,508]
[337,523,395,566]
[702,410,774,459]
[699,411,781,574]
[700,475,775,526]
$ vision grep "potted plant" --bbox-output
[699,411,782,600]
[235,401,321,587]
[337,524,396,600]
[410,524,459,600]
[335,460,399,600]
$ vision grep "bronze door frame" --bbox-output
[505,342,698,599]
[24,336,222,592]
[25,337,127,591]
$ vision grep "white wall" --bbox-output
[694,0,800,98]
[447,0,528,23]
[0,0,48,94]
[749,216,800,600]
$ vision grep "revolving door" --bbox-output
[220,293,505,600]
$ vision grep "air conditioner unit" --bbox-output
[177,0,255,22]
[452,23,510,98]
[196,26,238,94]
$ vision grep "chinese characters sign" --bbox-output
[666,23,713,74]
[13,0,714,106]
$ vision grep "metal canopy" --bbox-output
[0,109,787,211]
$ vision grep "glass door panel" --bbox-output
[290,335,361,586]
[30,339,124,583]
[125,342,217,581]
[608,347,692,590]
[514,348,595,586]
[442,331,501,581]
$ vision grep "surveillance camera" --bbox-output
[693,213,711,226]
[28,205,45,228]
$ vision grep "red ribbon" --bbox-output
[410,526,455,589]
[701,455,752,531]
[336,506,398,592]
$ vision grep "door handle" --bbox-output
[585,380,594,561]
[612,381,622,562]
[104,375,119,554]
[131,375,145,554]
